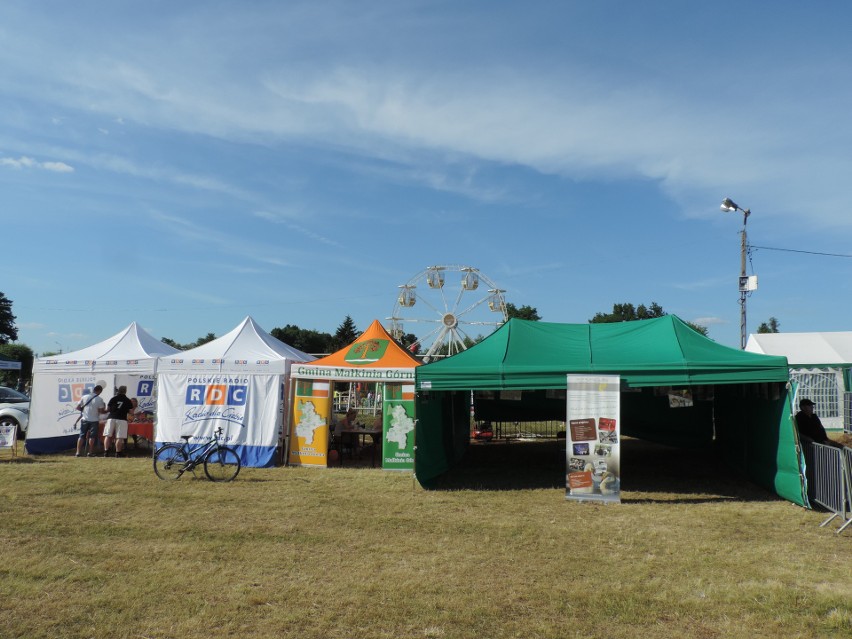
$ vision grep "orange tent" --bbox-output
[287,320,421,469]
[290,319,421,382]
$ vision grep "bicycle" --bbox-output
[153,426,241,482]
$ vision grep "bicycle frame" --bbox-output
[153,426,241,482]
[174,437,222,475]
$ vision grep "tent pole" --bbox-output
[282,376,296,466]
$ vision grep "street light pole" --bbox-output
[721,197,752,350]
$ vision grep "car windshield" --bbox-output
[0,386,29,402]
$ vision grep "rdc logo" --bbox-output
[58,383,94,403]
[137,380,154,397]
[185,384,247,406]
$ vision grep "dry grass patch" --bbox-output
[0,439,849,638]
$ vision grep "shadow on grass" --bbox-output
[0,455,38,464]
[426,437,782,503]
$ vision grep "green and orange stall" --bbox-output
[286,320,421,470]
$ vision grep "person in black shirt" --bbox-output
[795,398,843,449]
[103,385,134,457]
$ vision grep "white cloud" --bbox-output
[253,210,341,248]
[692,316,727,327]
[1,155,36,168]
[17,322,45,330]
[1,155,74,172]
[3,4,852,234]
[673,277,727,291]
[42,161,74,172]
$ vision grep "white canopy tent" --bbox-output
[27,323,180,454]
[746,331,852,430]
[156,316,315,467]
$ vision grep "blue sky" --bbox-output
[4,1,852,356]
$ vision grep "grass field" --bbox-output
[1,438,850,639]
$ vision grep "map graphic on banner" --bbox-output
[386,404,415,448]
[566,375,621,503]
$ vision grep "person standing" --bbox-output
[75,385,107,457]
[795,398,843,449]
[103,385,134,457]
[335,408,361,456]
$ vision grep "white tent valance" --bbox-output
[746,331,852,366]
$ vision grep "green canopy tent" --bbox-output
[414,315,807,506]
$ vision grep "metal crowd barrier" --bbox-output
[845,391,852,433]
[802,440,851,534]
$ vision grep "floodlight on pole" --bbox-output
[720,197,754,350]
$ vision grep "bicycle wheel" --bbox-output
[203,446,241,482]
[153,444,189,480]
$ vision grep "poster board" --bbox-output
[288,380,331,467]
[381,383,416,471]
[566,375,621,503]
[0,422,17,456]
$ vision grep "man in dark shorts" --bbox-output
[103,385,134,457]
[75,385,107,457]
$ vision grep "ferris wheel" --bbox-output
[388,265,508,362]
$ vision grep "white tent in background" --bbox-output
[27,323,180,454]
[746,331,852,430]
[156,316,315,467]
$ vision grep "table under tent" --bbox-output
[155,316,314,468]
[747,331,852,432]
[414,315,808,507]
[26,322,180,454]
[287,319,421,470]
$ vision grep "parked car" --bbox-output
[0,385,30,437]
[472,420,494,442]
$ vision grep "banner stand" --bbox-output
[0,423,18,458]
[566,375,621,504]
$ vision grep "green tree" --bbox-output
[160,333,217,351]
[757,317,780,334]
[270,325,334,354]
[590,302,666,323]
[0,292,18,344]
[0,343,33,386]
[394,332,419,350]
[333,316,359,350]
[506,303,542,321]
[590,301,709,337]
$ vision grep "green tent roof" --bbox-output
[416,315,790,390]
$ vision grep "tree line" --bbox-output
[0,288,787,385]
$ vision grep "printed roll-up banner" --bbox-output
[289,380,331,467]
[566,375,621,504]
[381,383,415,471]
